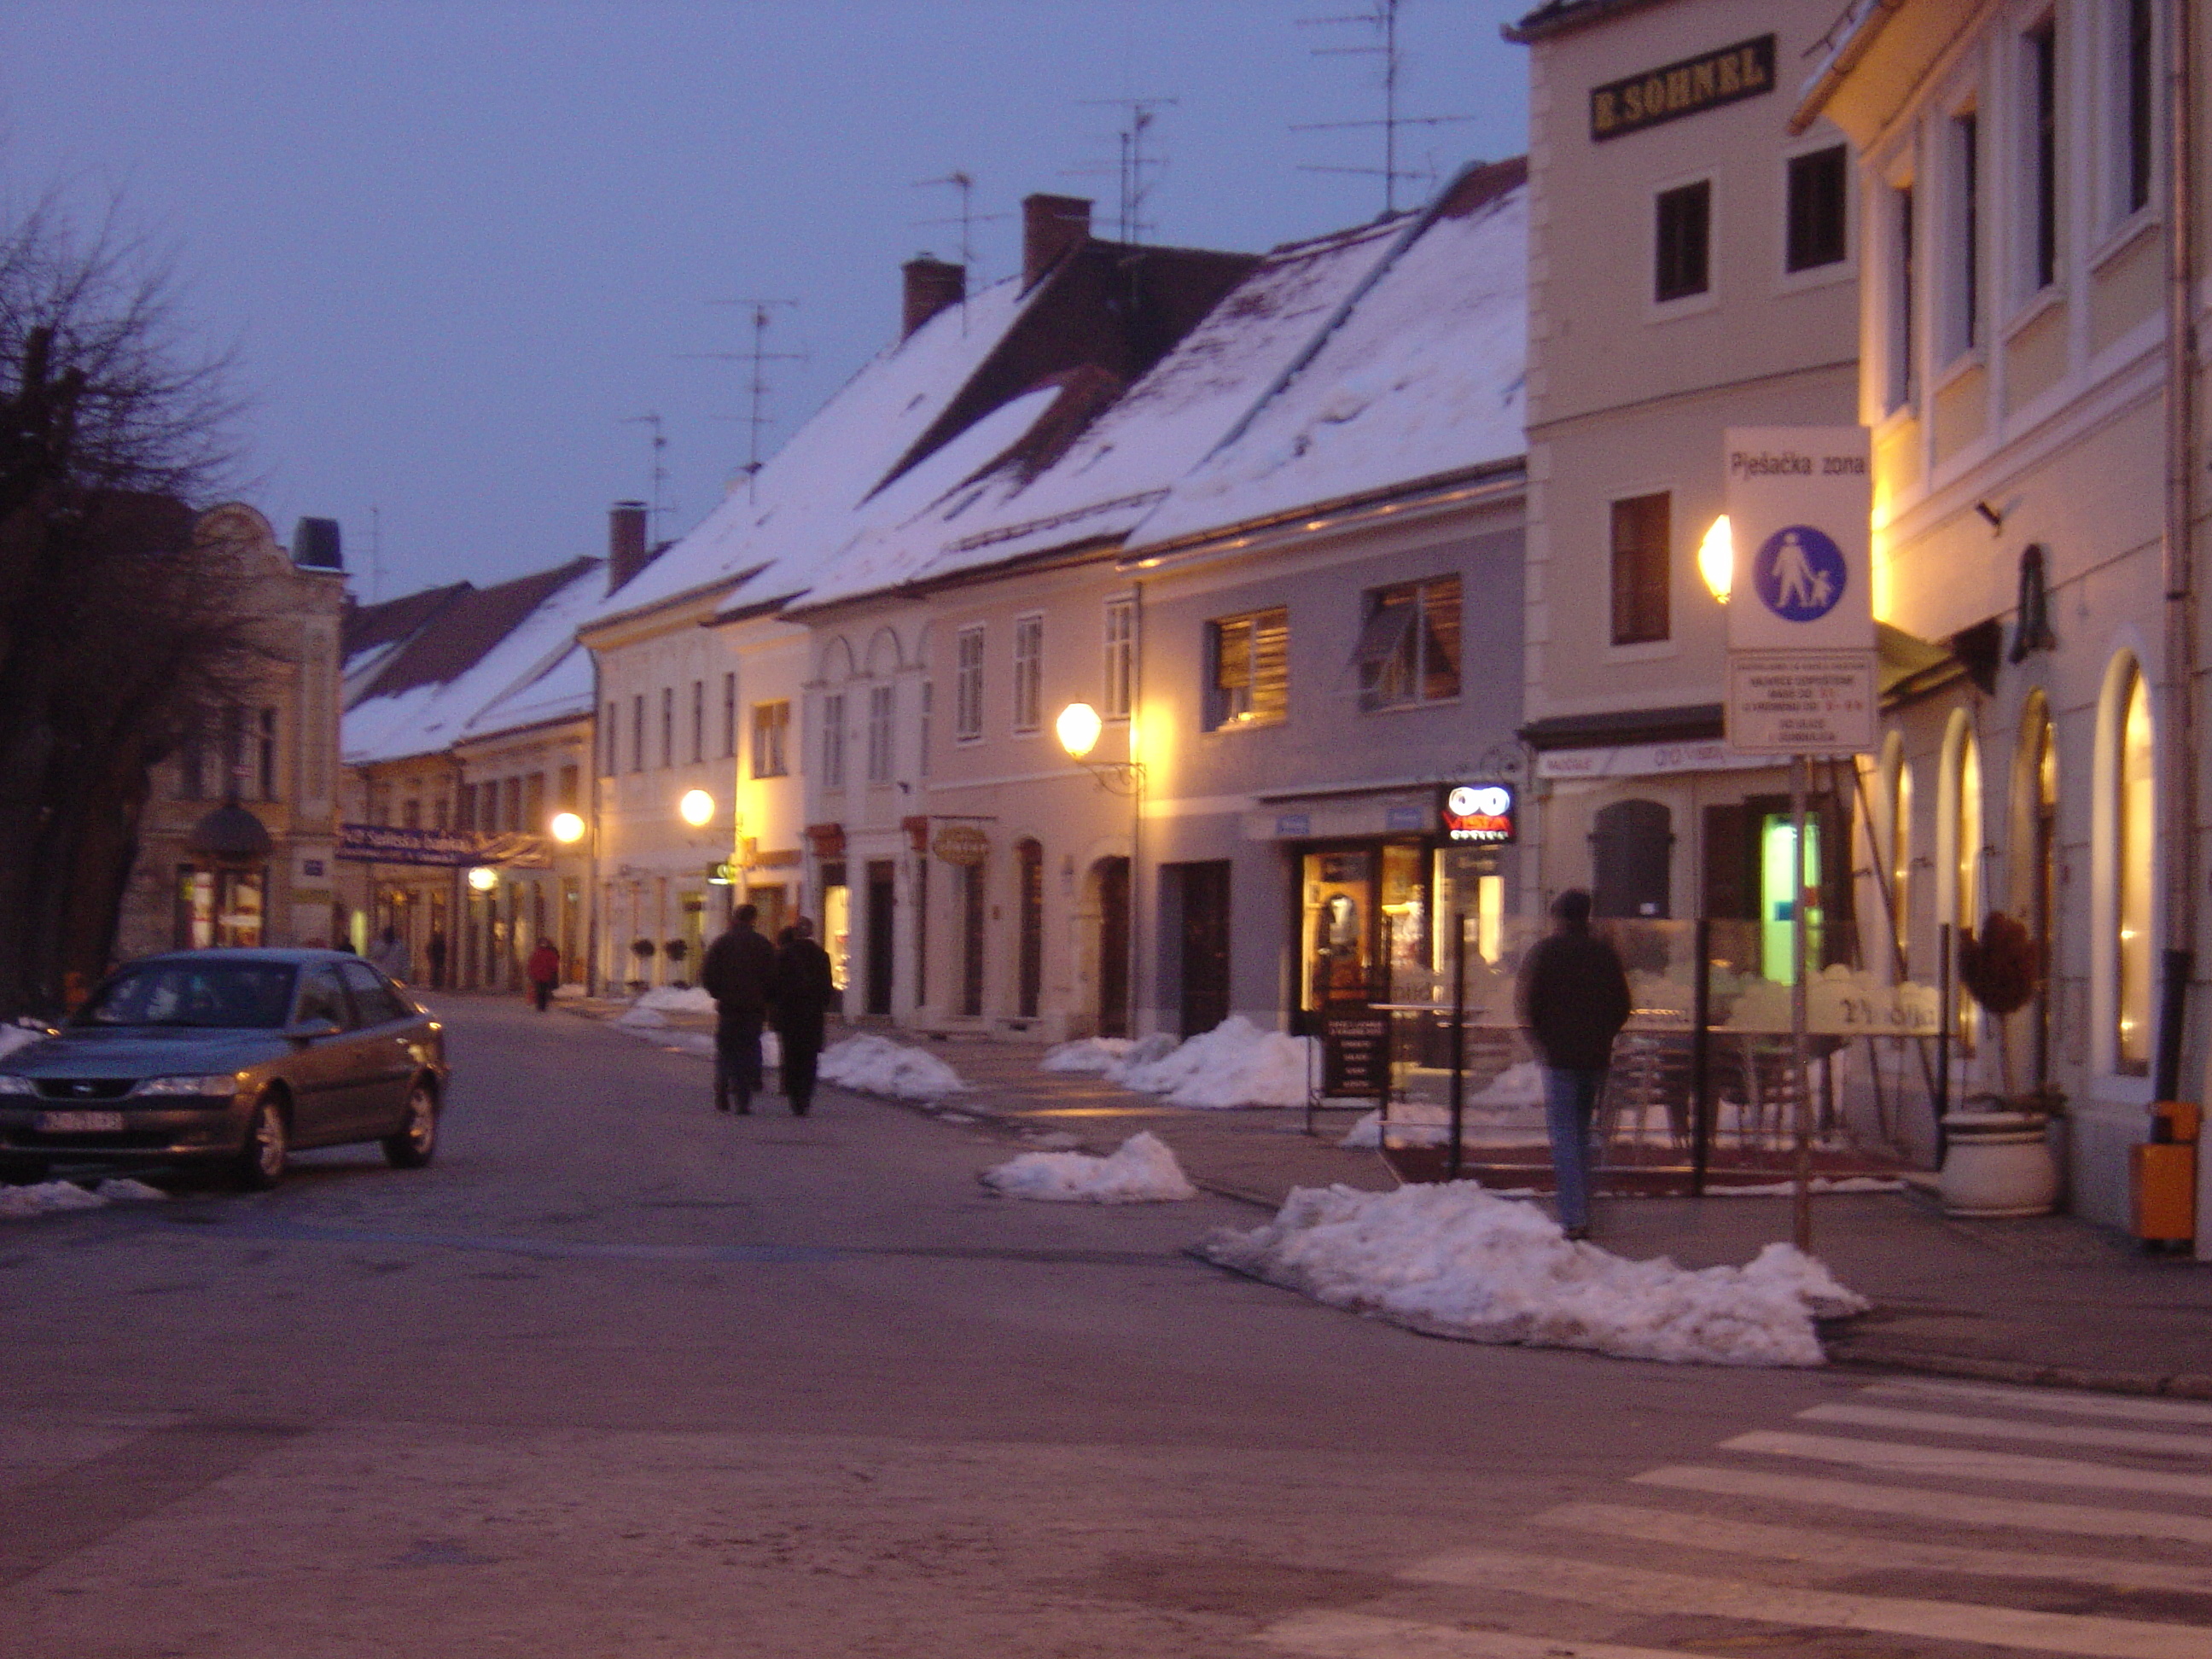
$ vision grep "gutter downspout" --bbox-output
[2158,0,2197,1109]
[587,651,603,998]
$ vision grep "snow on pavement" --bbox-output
[1200,1182,1868,1367]
[1,1178,168,1221]
[981,1131,1198,1203]
[1115,1017,1315,1109]
[818,1034,964,1100]
[635,986,717,1014]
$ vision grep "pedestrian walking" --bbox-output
[426,928,449,990]
[771,917,836,1116]
[526,937,561,1012]
[700,903,776,1114]
[370,925,412,983]
[1515,888,1632,1241]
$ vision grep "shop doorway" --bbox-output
[1173,861,1231,1037]
[820,860,850,998]
[865,859,896,1016]
[1295,841,1429,1017]
[1094,856,1130,1038]
[959,860,986,1016]
[1702,793,1852,981]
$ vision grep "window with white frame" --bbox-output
[918,680,934,776]
[1784,145,1848,273]
[821,691,847,790]
[721,672,737,758]
[1653,178,1711,303]
[751,700,789,777]
[1011,614,1043,732]
[2115,660,2153,1074]
[660,686,675,769]
[1941,107,1981,361]
[2116,0,2156,223]
[631,695,645,774]
[690,678,705,765]
[2023,18,2058,294]
[603,701,619,774]
[1884,180,1918,410]
[1103,597,1134,719]
[1355,575,1461,709]
[955,625,984,742]
[866,684,894,783]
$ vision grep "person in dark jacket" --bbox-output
[700,904,777,1114]
[1516,888,1633,1240]
[771,917,836,1117]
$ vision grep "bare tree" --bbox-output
[0,189,255,1016]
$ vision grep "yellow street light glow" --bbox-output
[678,788,715,827]
[549,811,585,844]
[1056,701,1103,761]
[1698,515,1733,604]
[467,865,498,893]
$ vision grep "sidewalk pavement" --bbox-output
[575,1001,2212,1397]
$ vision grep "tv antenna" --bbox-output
[618,413,670,536]
[1073,96,1177,245]
[1295,0,1475,215]
[686,300,804,498]
[912,170,1008,282]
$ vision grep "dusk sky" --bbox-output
[3,2,1529,599]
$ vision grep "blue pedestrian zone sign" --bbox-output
[1753,525,1848,624]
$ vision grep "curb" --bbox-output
[1825,1338,2212,1400]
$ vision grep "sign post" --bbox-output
[1724,427,1875,1252]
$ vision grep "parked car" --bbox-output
[0,948,449,1190]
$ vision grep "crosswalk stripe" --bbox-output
[1400,1548,2212,1659]
[1725,1429,2212,1500]
[1257,1610,1682,1659]
[1871,1379,2212,1429]
[1802,1400,2212,1459]
[1634,1463,2212,1546]
[1540,1499,2212,1593]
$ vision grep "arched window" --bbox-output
[2116,665,2154,1074]
[1937,709,1983,1048]
[2011,692,2058,1085]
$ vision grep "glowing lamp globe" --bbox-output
[1698,515,1733,604]
[1056,701,1103,761]
[466,865,498,894]
[678,789,714,827]
[549,811,585,844]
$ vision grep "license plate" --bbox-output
[37,1110,124,1133]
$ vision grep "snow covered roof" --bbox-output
[1129,160,1528,550]
[587,274,1039,626]
[344,558,602,765]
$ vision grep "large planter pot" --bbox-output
[1939,1111,2060,1217]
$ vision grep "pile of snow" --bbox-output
[1200,1183,1868,1367]
[1339,1063,1552,1147]
[1117,1016,1316,1109]
[818,1034,964,1100]
[616,1004,670,1029]
[1470,1061,1546,1108]
[982,1131,1198,1203]
[1,1178,166,1221]
[1040,1036,1139,1074]
[0,1024,49,1061]
[636,985,717,1015]
[552,983,589,1000]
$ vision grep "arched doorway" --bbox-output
[1092,856,1130,1038]
[1590,798,1673,918]
[2011,693,2058,1087]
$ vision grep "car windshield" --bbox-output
[73,962,297,1030]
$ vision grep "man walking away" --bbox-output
[1516,888,1632,1241]
[771,917,835,1117]
[701,903,776,1114]
[526,937,562,1012]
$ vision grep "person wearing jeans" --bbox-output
[1516,888,1631,1240]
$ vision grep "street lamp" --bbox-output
[678,788,714,827]
[467,865,498,894]
[1056,701,1142,795]
[549,810,585,844]
[1698,515,1733,604]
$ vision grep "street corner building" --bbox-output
[114,505,346,958]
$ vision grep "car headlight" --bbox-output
[0,1075,36,1096]
[132,1074,240,1098]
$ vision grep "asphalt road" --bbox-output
[3,996,2207,1657]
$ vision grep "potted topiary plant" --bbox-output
[663,937,689,988]
[1943,911,2059,1216]
[628,936,655,996]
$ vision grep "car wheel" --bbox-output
[236,1095,288,1190]
[383,1080,438,1169]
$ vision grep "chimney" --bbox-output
[608,500,649,594]
[902,256,967,338]
[1022,193,1091,290]
[291,515,342,570]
